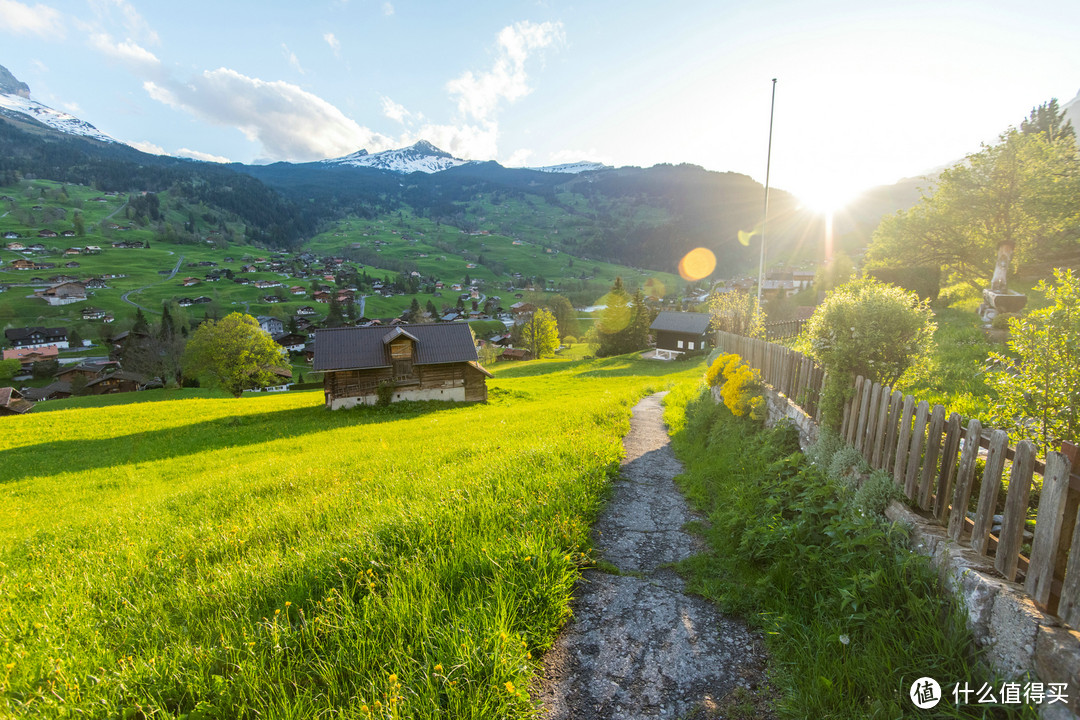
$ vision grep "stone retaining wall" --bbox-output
[757,385,1080,718]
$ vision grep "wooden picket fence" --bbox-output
[716,330,826,419]
[842,376,1080,624]
[763,318,806,341]
[717,330,1080,627]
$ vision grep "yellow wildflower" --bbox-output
[504,681,515,693]
[388,673,397,684]
[434,664,443,672]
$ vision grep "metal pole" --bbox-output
[756,78,777,311]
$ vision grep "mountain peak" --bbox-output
[321,141,466,174]
[0,64,31,99]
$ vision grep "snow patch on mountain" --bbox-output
[322,141,467,174]
[0,89,118,145]
[528,161,612,174]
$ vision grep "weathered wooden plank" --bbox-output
[948,419,983,540]
[1025,452,1074,607]
[972,430,1010,555]
[904,401,930,501]
[1052,443,1080,616]
[1058,502,1080,629]
[871,384,891,469]
[882,390,903,473]
[863,382,882,459]
[855,378,873,454]
[844,376,864,445]
[918,405,947,510]
[893,395,916,486]
[995,440,1037,581]
[934,413,963,521]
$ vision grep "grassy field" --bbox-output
[0,353,702,718]
[1,180,683,340]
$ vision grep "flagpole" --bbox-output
[756,78,777,311]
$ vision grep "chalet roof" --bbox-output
[21,381,71,401]
[649,311,712,335]
[313,323,478,372]
[0,387,34,414]
[5,326,67,342]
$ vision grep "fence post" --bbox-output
[972,430,1010,556]
[995,440,1036,581]
[861,382,881,458]
[882,390,903,473]
[948,419,982,540]
[893,395,916,486]
[918,405,947,511]
[904,401,930,501]
[843,376,863,445]
[1026,451,1074,608]
[870,384,890,469]
[855,378,873,454]
[933,412,963,522]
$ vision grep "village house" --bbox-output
[5,327,68,350]
[12,259,35,270]
[36,281,86,306]
[274,332,308,353]
[296,306,317,316]
[257,316,284,336]
[314,323,491,409]
[81,307,107,321]
[0,387,34,416]
[20,382,71,403]
[649,311,712,359]
[2,345,59,370]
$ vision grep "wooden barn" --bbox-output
[314,324,492,409]
[650,311,713,359]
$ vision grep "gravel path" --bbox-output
[538,392,769,719]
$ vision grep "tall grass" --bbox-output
[0,355,702,718]
[664,386,1034,719]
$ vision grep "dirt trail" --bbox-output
[538,392,768,719]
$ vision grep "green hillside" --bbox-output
[0,179,684,339]
[0,354,704,718]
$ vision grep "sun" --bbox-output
[797,185,855,215]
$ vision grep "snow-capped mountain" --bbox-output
[528,161,612,174]
[322,140,468,174]
[0,64,117,145]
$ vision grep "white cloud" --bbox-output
[446,20,563,122]
[381,96,411,124]
[281,43,304,74]
[90,32,160,72]
[547,148,610,166]
[145,68,394,161]
[402,123,499,161]
[128,139,165,155]
[62,101,82,114]
[88,0,158,45]
[0,0,64,38]
[503,148,533,167]
[324,32,340,56]
[176,147,231,163]
[382,2,394,16]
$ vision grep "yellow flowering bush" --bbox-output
[705,352,765,421]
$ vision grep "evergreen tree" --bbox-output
[326,295,345,327]
[159,303,176,340]
[132,307,150,334]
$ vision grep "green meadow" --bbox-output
[0,355,703,718]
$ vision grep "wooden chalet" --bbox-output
[649,311,712,359]
[314,323,491,409]
[0,387,34,416]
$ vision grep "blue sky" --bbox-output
[1,0,1078,209]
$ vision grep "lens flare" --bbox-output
[678,247,717,281]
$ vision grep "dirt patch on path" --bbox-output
[537,392,769,719]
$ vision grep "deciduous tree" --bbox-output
[181,313,285,397]
[520,308,560,359]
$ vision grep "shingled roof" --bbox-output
[649,311,712,335]
[313,323,479,372]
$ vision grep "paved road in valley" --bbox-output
[120,254,184,314]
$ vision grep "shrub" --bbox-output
[705,352,765,421]
[852,469,905,518]
[987,268,1080,455]
[376,380,395,406]
[805,278,936,429]
[990,312,1017,330]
